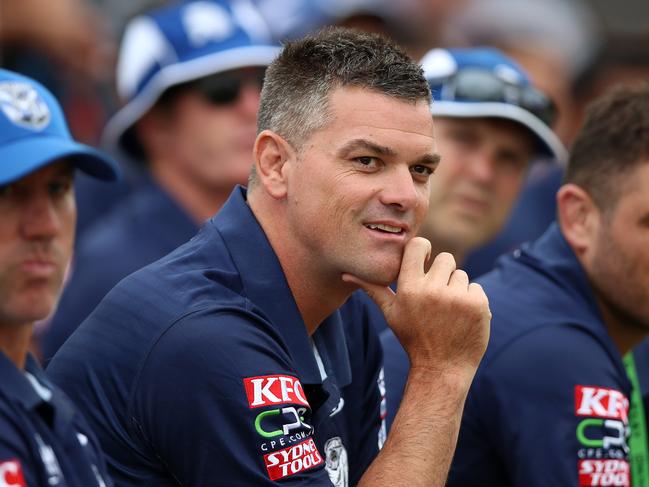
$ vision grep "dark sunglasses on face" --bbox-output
[193,69,266,106]
[430,68,557,127]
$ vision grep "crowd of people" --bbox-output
[1,0,649,485]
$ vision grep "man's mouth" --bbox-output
[364,223,405,235]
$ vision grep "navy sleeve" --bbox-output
[0,414,39,487]
[378,328,409,432]
[131,308,334,486]
[448,324,631,487]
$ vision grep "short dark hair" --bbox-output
[565,83,649,210]
[256,27,430,149]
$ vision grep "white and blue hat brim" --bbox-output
[431,100,568,165]
[102,44,279,158]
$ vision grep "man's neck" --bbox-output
[150,160,231,224]
[0,322,33,370]
[596,297,649,357]
[248,190,353,335]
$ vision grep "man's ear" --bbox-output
[557,183,600,257]
[253,130,295,199]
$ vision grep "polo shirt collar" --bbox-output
[210,186,351,387]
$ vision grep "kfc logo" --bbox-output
[575,386,629,422]
[578,459,629,486]
[264,438,324,480]
[0,460,26,487]
[244,375,309,408]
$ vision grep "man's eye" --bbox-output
[356,156,377,167]
[49,180,72,197]
[0,184,13,198]
[411,165,434,176]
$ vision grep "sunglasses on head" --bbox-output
[431,68,557,127]
[192,69,266,106]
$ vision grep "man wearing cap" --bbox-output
[378,46,565,424]
[40,0,280,359]
[0,68,118,486]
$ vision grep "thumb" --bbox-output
[342,273,396,312]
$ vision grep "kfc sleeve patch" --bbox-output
[575,386,629,421]
[244,375,309,408]
[0,459,27,487]
[263,438,324,480]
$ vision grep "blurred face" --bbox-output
[587,162,649,331]
[284,86,438,285]
[420,117,534,255]
[0,161,75,326]
[160,68,265,192]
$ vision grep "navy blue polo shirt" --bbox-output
[40,178,198,361]
[382,223,637,486]
[47,186,384,486]
[0,353,110,486]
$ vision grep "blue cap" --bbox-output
[0,69,120,185]
[420,47,567,164]
[103,0,281,158]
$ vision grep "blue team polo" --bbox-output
[0,353,110,486]
[381,223,637,486]
[47,186,385,486]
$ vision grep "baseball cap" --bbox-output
[0,68,119,185]
[421,47,567,163]
[103,0,280,158]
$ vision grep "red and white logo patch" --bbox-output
[263,438,324,480]
[575,386,629,422]
[0,459,27,487]
[578,459,629,486]
[244,375,309,408]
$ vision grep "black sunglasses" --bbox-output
[193,69,266,106]
[430,68,557,127]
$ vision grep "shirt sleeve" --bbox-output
[131,308,334,486]
[448,324,631,487]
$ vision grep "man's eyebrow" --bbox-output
[414,152,441,166]
[337,139,397,158]
[337,138,441,166]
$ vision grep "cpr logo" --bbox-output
[0,460,26,487]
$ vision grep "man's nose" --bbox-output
[20,193,61,240]
[466,151,497,184]
[378,166,420,211]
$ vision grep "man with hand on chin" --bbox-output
[48,28,490,486]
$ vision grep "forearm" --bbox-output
[358,367,473,486]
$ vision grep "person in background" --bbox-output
[447,83,649,486]
[379,47,565,427]
[47,28,491,486]
[40,0,279,360]
[0,68,119,486]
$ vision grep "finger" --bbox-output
[342,273,396,311]
[448,269,469,289]
[427,252,457,284]
[396,237,432,287]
